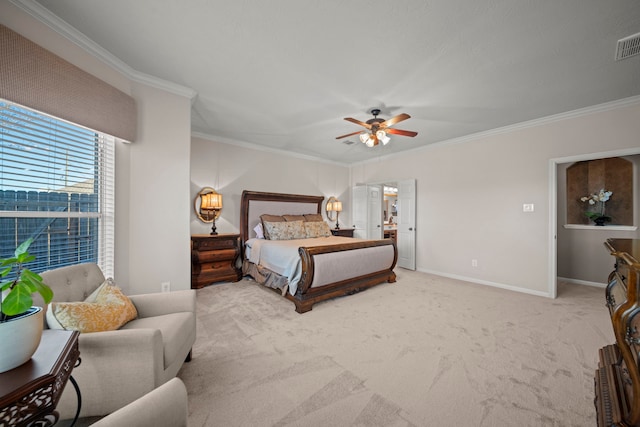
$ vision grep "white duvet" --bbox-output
[245,236,354,295]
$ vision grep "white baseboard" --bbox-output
[416,268,552,298]
[557,277,607,288]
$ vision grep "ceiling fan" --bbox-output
[336,108,418,147]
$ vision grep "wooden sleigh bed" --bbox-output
[240,190,398,313]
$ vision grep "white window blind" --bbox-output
[0,99,114,277]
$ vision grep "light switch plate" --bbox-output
[523,204,534,212]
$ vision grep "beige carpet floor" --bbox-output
[178,269,611,427]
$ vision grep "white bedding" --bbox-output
[245,236,355,295]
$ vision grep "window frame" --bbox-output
[0,99,115,277]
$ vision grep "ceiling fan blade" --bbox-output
[344,117,372,129]
[381,113,410,127]
[335,130,364,139]
[386,128,418,137]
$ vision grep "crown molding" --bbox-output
[9,0,197,100]
[352,95,640,167]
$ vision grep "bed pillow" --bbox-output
[263,220,306,240]
[283,214,306,222]
[304,221,332,238]
[260,214,285,239]
[253,223,265,239]
[304,213,324,222]
[46,279,138,333]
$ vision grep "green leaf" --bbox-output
[16,253,35,264]
[14,238,33,257]
[0,258,17,268]
[21,269,52,304]
[1,283,34,316]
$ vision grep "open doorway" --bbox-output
[354,179,416,270]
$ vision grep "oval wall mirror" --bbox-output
[194,187,222,223]
[326,196,338,221]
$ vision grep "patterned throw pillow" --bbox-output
[304,221,332,238]
[263,220,306,240]
[46,279,138,333]
[260,214,285,239]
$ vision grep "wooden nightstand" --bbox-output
[191,234,242,289]
[330,228,354,237]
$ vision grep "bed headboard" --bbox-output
[240,190,324,244]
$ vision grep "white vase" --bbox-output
[0,306,44,373]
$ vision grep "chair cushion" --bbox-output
[121,312,194,369]
[46,280,138,332]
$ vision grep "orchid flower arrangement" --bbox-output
[580,189,613,224]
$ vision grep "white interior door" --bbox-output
[367,185,383,239]
[397,179,416,270]
[352,185,368,239]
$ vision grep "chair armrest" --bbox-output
[128,289,196,318]
[91,378,188,427]
[57,329,165,419]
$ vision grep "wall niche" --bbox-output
[566,157,633,225]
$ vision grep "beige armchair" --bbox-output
[91,378,188,427]
[37,263,196,420]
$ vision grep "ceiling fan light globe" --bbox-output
[359,133,369,144]
[381,135,390,145]
[365,137,375,147]
[376,130,386,139]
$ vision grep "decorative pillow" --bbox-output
[263,220,306,240]
[46,279,138,333]
[253,223,265,239]
[304,221,332,238]
[260,214,285,239]
[304,214,324,222]
[283,214,305,222]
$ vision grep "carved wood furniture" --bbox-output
[191,234,242,288]
[0,330,80,427]
[240,190,397,313]
[595,238,640,426]
[330,228,354,237]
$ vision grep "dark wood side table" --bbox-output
[0,329,81,427]
[191,234,242,289]
[330,228,354,237]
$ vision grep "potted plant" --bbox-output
[580,189,613,226]
[0,238,53,373]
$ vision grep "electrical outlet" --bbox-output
[523,203,534,212]
[472,259,478,267]
[161,281,171,293]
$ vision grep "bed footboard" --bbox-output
[289,239,397,313]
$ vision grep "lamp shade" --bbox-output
[333,201,343,212]
[201,192,222,210]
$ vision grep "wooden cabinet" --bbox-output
[330,228,354,237]
[191,234,241,289]
[384,228,397,242]
[595,238,640,426]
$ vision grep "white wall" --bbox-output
[1,3,194,294]
[190,136,350,235]
[122,83,192,294]
[351,100,640,296]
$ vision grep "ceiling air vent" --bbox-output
[615,32,640,61]
[342,140,355,145]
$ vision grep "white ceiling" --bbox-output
[33,0,640,164]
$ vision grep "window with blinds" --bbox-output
[0,99,114,277]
